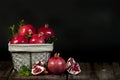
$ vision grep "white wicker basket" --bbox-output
[8,43,53,71]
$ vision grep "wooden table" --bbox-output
[0,61,120,80]
[0,61,13,80]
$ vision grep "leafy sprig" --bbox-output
[9,19,25,40]
[17,19,25,27]
[18,65,31,76]
[9,25,16,39]
[45,36,57,43]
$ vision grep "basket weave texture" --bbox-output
[8,43,53,71]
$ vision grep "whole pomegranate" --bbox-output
[29,33,45,44]
[47,53,66,74]
[38,24,55,40]
[10,34,28,44]
[18,24,36,36]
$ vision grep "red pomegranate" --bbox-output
[10,34,28,44]
[18,24,36,36]
[47,53,66,74]
[38,24,55,40]
[29,33,45,44]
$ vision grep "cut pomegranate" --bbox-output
[66,57,81,75]
[31,61,48,75]
[66,57,76,69]
[32,61,44,69]
[35,61,44,66]
[31,65,45,75]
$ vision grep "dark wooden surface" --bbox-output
[9,70,66,80]
[0,61,13,80]
[68,62,120,80]
[0,61,120,80]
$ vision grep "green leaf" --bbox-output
[8,19,25,41]
[25,34,32,40]
[18,65,31,76]
[18,19,25,27]
[9,24,16,40]
[45,36,57,43]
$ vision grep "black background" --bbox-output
[0,0,120,62]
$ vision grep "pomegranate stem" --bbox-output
[45,24,49,28]
[57,53,60,57]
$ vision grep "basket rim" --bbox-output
[8,42,54,46]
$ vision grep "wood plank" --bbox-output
[93,63,115,80]
[112,62,120,80]
[68,63,97,80]
[0,61,13,80]
[9,69,67,80]
[6,62,120,80]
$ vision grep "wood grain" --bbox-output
[0,61,13,80]
[112,62,120,80]
[9,70,67,80]
[0,61,120,80]
[93,63,115,80]
[68,62,97,80]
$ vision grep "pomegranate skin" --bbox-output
[47,53,66,74]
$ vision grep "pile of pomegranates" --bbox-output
[9,20,56,44]
[31,53,81,75]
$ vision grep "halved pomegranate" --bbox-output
[66,57,76,69]
[31,65,45,75]
[32,61,44,69]
[35,61,44,66]
[66,57,81,75]
[31,61,48,75]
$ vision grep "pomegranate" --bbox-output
[32,61,44,69]
[35,61,44,66]
[47,53,66,74]
[10,34,28,44]
[66,57,76,69]
[31,61,48,75]
[66,57,81,75]
[18,24,36,36]
[38,24,55,40]
[31,65,45,75]
[29,34,45,44]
